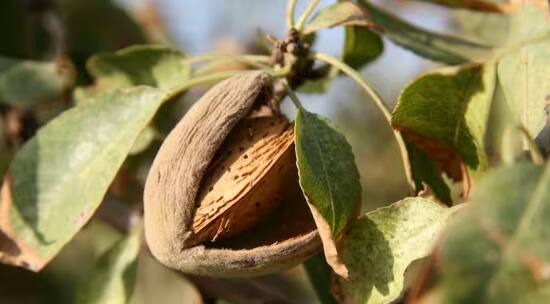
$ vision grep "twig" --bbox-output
[283,80,305,110]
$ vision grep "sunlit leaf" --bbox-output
[455,10,511,47]
[437,162,550,303]
[0,57,73,106]
[295,108,361,277]
[334,197,451,304]
[75,45,190,157]
[0,87,166,271]
[392,64,496,184]
[497,7,550,143]
[77,232,141,304]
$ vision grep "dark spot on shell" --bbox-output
[208,186,214,191]
[243,154,248,159]
[239,146,245,152]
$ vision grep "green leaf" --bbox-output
[334,197,451,304]
[455,9,511,47]
[295,108,361,235]
[303,2,371,34]
[498,44,550,145]
[497,7,550,141]
[437,162,550,303]
[0,57,73,106]
[357,1,491,64]
[295,108,361,276]
[392,64,496,178]
[84,45,191,93]
[505,5,550,44]
[0,87,166,271]
[76,232,141,304]
[304,252,339,304]
[343,26,384,70]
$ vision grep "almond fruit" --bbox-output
[144,71,319,277]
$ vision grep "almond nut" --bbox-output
[144,71,320,276]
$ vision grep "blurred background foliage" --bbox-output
[0,0,511,303]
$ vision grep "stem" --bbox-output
[518,125,544,165]
[271,62,293,78]
[311,51,415,193]
[286,0,298,30]
[295,0,320,32]
[283,80,305,110]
